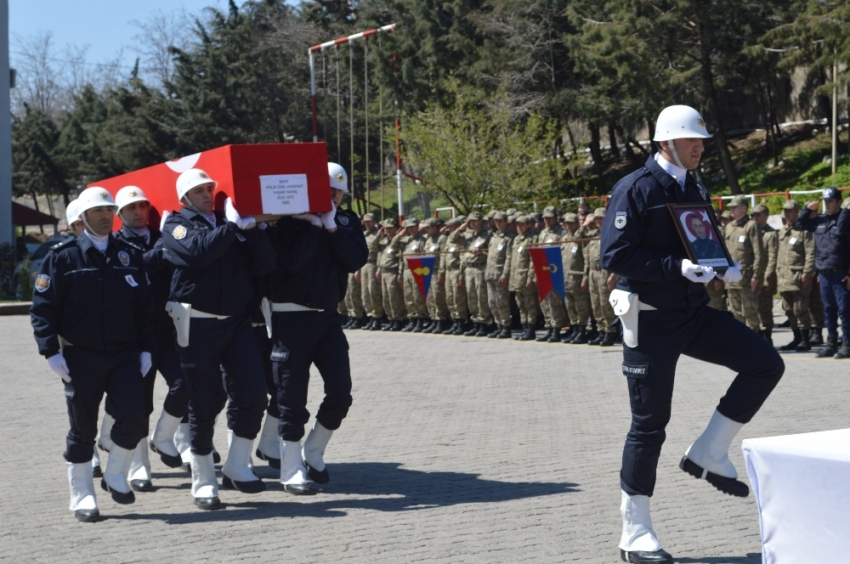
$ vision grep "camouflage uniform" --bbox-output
[344,271,363,320]
[505,223,538,327]
[423,232,447,322]
[485,226,514,328]
[777,220,815,331]
[585,228,618,334]
[561,222,592,328]
[706,279,728,311]
[400,231,429,319]
[377,229,407,322]
[443,225,469,322]
[450,225,491,324]
[757,221,778,332]
[724,213,766,331]
[362,225,384,319]
[529,223,568,329]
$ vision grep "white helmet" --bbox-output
[115,185,149,211]
[65,199,82,227]
[77,187,118,215]
[653,105,712,142]
[328,162,349,194]
[176,168,217,201]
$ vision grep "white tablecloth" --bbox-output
[742,429,850,564]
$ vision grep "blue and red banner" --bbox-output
[529,246,565,302]
[405,255,438,300]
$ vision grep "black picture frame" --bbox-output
[667,203,734,271]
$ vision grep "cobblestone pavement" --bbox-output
[1,313,847,563]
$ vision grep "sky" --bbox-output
[10,1,238,71]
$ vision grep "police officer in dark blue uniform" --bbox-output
[268,162,369,495]
[30,187,156,523]
[161,168,275,510]
[600,106,785,564]
[795,187,850,358]
[112,186,190,491]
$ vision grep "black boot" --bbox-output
[796,328,811,351]
[560,326,575,343]
[513,323,524,340]
[817,338,838,358]
[464,323,479,337]
[547,328,561,343]
[422,319,435,333]
[834,342,850,359]
[370,318,382,330]
[401,319,415,332]
[588,332,605,345]
[536,328,552,342]
[586,328,599,342]
[350,316,364,329]
[453,320,467,335]
[763,328,772,346]
[599,332,616,347]
[487,324,501,338]
[810,328,824,346]
[391,320,405,331]
[520,323,536,341]
[570,327,589,344]
[497,326,512,339]
[362,317,374,330]
[381,319,394,331]
[780,329,801,351]
[342,316,352,328]
[412,318,424,333]
[475,323,491,337]
[442,320,457,335]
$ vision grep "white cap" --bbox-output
[115,186,149,211]
[653,105,712,142]
[176,168,217,201]
[65,199,82,227]
[328,162,349,194]
[77,187,118,215]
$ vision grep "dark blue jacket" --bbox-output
[269,210,369,311]
[30,234,156,357]
[161,208,276,316]
[600,155,710,311]
[795,207,850,272]
[114,227,173,339]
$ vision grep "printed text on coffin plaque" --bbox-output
[259,173,310,214]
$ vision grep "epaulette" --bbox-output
[51,238,76,250]
[117,239,145,253]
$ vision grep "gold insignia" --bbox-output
[101,191,109,199]
[199,171,208,178]
[336,173,344,182]
[129,190,137,197]
[697,119,705,128]
[35,274,51,292]
[172,225,187,240]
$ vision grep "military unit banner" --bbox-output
[405,255,437,300]
[529,246,565,302]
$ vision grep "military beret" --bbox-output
[752,204,769,214]
[493,211,508,220]
[382,218,398,227]
[362,213,376,221]
[467,211,483,220]
[728,195,749,207]
[782,199,799,210]
[402,218,418,228]
[563,212,579,223]
[593,207,606,218]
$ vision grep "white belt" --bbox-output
[190,309,231,320]
[271,302,324,313]
[252,322,266,328]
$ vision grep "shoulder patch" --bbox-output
[51,239,75,250]
[118,250,130,266]
[35,274,51,292]
[172,225,187,240]
[614,211,627,229]
[338,214,349,226]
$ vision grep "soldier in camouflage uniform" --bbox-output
[485,211,514,338]
[399,218,428,332]
[505,215,538,340]
[360,213,383,330]
[752,204,778,343]
[433,218,451,329]
[775,199,816,351]
[530,208,568,342]
[442,218,469,335]
[375,219,407,331]
[449,211,492,337]
[343,240,365,329]
[707,210,732,312]
[585,208,619,346]
[420,218,449,334]
[724,195,766,332]
[561,212,592,344]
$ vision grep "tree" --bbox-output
[12,105,68,208]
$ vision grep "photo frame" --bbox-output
[667,203,733,271]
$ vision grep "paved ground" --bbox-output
[1,313,848,563]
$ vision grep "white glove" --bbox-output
[224,197,256,230]
[159,210,170,232]
[47,353,71,383]
[292,213,323,228]
[719,261,743,283]
[319,202,338,231]
[139,351,152,377]
[681,258,715,283]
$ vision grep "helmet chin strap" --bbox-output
[667,139,687,170]
[181,196,204,216]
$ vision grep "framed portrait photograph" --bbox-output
[667,203,734,271]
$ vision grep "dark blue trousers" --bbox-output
[620,305,784,497]
[225,325,279,426]
[271,310,353,442]
[177,315,267,455]
[63,346,146,463]
[818,271,850,341]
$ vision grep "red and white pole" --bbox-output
[396,117,404,223]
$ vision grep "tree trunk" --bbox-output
[588,121,605,190]
[607,121,620,159]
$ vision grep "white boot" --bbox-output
[684,410,744,479]
[174,422,192,469]
[302,420,333,484]
[149,411,183,467]
[97,413,115,452]
[619,491,663,553]
[67,461,99,522]
[228,429,254,470]
[222,435,265,493]
[127,438,153,492]
[101,444,135,504]
[190,452,221,510]
[256,414,281,469]
[92,447,102,477]
[279,438,315,495]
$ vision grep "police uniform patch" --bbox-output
[235,233,246,242]
[172,225,187,240]
[338,215,349,226]
[125,275,139,287]
[118,250,130,266]
[35,274,51,292]
[615,211,627,229]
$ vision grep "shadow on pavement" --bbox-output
[110,461,579,524]
[677,554,762,564]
